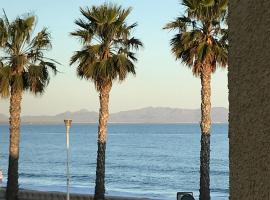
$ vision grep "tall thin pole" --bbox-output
[64,119,72,200]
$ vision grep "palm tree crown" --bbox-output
[70,3,143,90]
[164,0,228,76]
[0,13,58,97]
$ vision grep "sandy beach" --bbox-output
[0,188,151,200]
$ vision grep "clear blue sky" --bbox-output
[0,0,228,116]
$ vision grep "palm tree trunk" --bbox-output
[6,86,23,200]
[199,67,211,200]
[94,81,112,200]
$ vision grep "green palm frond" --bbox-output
[118,7,132,22]
[201,0,215,7]
[26,64,49,94]
[182,0,199,11]
[0,65,11,97]
[165,0,228,76]
[183,0,227,21]
[0,19,8,47]
[30,28,52,50]
[2,9,9,26]
[39,61,57,75]
[125,22,137,31]
[71,18,95,44]
[219,0,228,10]
[71,3,142,90]
[0,12,59,97]
[9,16,35,50]
[126,37,143,50]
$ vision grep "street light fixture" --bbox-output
[64,119,72,200]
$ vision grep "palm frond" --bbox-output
[30,28,52,50]
[0,12,59,97]
[71,3,142,91]
[165,0,228,76]
[201,0,215,7]
[0,18,8,47]
[0,65,11,98]
[26,64,49,94]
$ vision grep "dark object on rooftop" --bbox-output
[177,192,195,200]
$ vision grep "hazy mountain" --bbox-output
[0,107,228,124]
[110,107,228,123]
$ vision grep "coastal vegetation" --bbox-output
[70,3,143,200]
[164,0,228,199]
[0,0,229,200]
[0,12,58,200]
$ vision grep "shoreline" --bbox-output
[0,187,152,200]
[0,122,228,125]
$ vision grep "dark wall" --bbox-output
[229,0,270,199]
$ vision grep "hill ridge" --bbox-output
[0,107,228,124]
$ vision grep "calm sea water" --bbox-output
[0,124,228,200]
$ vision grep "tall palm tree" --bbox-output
[70,3,142,200]
[0,13,8,155]
[0,13,58,200]
[164,0,228,199]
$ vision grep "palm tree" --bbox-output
[164,0,228,199]
[70,3,142,200]
[0,13,58,200]
[0,14,8,155]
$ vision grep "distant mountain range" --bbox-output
[0,107,228,124]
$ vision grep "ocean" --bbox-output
[0,124,228,200]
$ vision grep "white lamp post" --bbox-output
[64,119,72,200]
